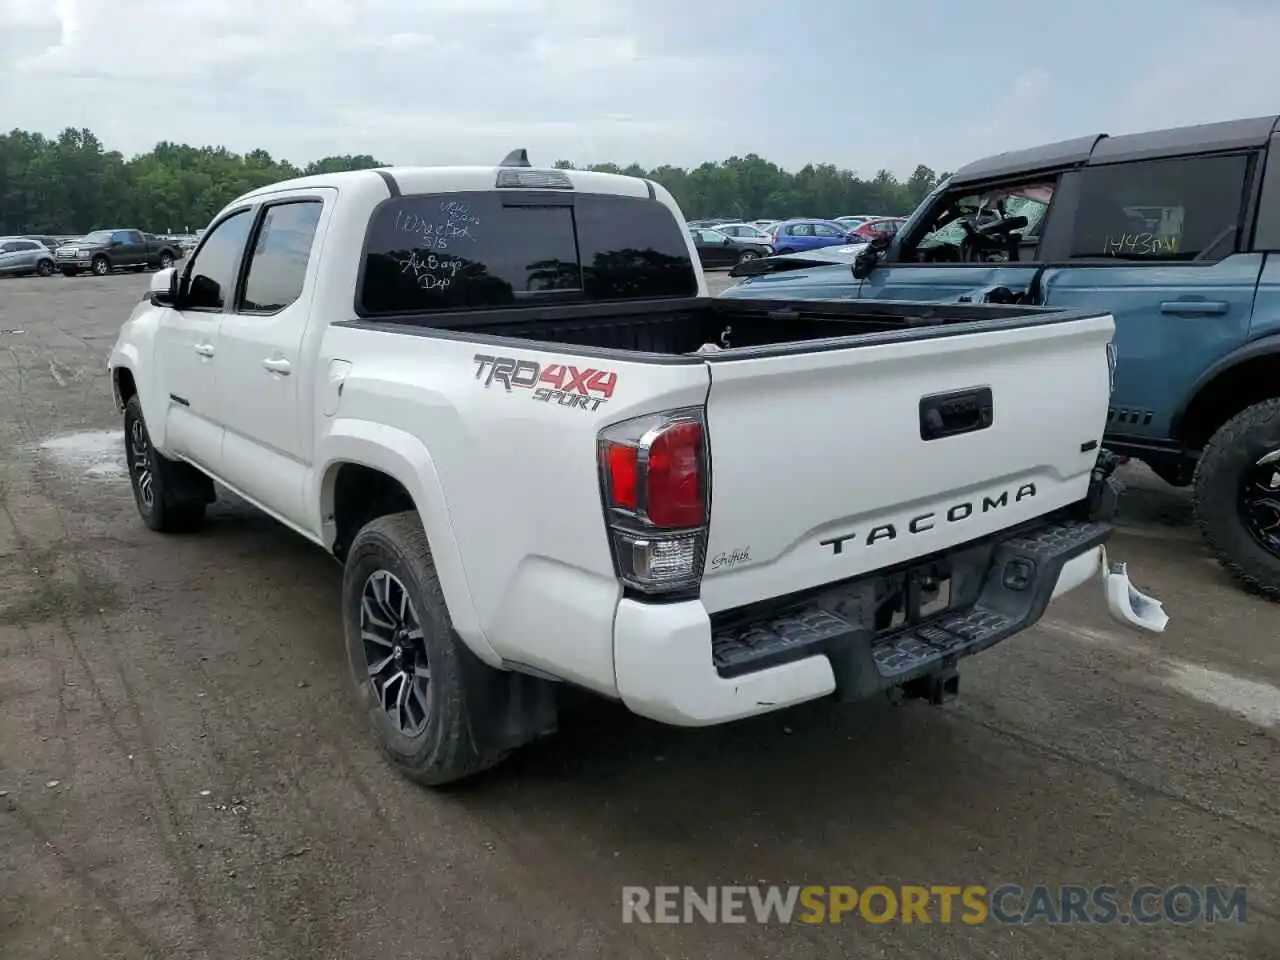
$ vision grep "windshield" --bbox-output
[918,184,1052,249]
[82,231,114,244]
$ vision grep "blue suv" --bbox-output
[769,219,859,254]
[723,115,1280,599]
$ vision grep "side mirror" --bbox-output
[148,267,178,307]
[852,235,891,281]
[722,236,732,246]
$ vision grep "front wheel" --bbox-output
[342,512,511,786]
[35,259,54,277]
[737,249,760,263]
[92,256,110,276]
[159,252,174,269]
[1193,398,1280,600]
[123,396,208,532]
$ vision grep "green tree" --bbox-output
[0,125,945,234]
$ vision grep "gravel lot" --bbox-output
[1,271,1277,960]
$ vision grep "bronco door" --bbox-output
[1037,153,1262,445]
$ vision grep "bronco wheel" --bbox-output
[123,396,208,532]
[92,256,110,276]
[35,259,54,277]
[1193,398,1280,600]
[342,512,510,786]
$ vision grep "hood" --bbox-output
[728,240,868,277]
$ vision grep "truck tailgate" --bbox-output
[699,312,1115,613]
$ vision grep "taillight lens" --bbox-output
[598,408,709,595]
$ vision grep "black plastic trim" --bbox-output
[169,393,190,406]
[1253,133,1280,251]
[1169,331,1280,437]
[374,169,400,197]
[332,299,1108,365]
[708,517,1111,691]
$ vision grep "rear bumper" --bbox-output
[613,519,1111,726]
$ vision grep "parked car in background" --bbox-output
[21,234,63,252]
[834,215,873,229]
[723,114,1280,600]
[689,227,771,266]
[847,217,908,240]
[55,229,184,276]
[0,236,57,277]
[709,222,774,242]
[769,218,860,255]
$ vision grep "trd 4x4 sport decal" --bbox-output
[472,354,618,412]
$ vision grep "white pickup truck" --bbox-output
[107,154,1167,785]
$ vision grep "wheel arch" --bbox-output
[315,423,498,666]
[1174,334,1280,451]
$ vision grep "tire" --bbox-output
[342,512,510,786]
[122,396,208,533]
[738,250,760,263]
[159,252,174,269]
[1192,398,1280,600]
[92,256,110,276]
[61,268,78,277]
[35,259,54,277]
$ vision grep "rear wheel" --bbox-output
[342,512,511,786]
[737,249,760,263]
[123,396,208,532]
[159,252,174,269]
[92,256,110,276]
[1193,398,1280,600]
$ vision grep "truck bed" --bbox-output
[342,297,1096,359]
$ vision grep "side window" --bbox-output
[813,224,842,237]
[183,210,253,311]
[0,242,18,253]
[792,224,814,237]
[1070,155,1250,261]
[239,201,323,313]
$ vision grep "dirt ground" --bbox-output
[0,270,1277,960]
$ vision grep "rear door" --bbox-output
[698,309,1116,613]
[858,178,1060,303]
[1038,153,1261,443]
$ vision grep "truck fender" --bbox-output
[313,419,501,668]
[1171,331,1280,441]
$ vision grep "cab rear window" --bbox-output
[358,191,698,315]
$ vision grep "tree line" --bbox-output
[0,126,948,236]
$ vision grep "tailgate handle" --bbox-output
[919,387,993,441]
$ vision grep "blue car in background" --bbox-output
[724,114,1280,601]
[768,218,860,255]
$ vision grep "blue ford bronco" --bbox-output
[723,115,1280,599]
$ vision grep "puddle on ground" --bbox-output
[37,430,128,480]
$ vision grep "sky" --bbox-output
[3,0,1280,178]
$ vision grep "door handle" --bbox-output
[193,343,215,357]
[1160,300,1229,316]
[262,358,292,375]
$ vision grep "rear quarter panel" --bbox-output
[315,323,710,694]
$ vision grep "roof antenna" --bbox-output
[500,148,531,168]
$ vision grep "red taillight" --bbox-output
[605,442,638,510]
[645,421,704,527]
[597,409,709,594]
